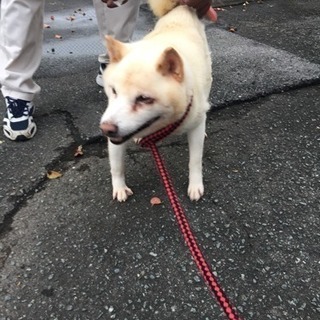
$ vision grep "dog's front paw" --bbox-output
[188,183,204,201]
[113,186,133,202]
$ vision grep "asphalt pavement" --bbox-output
[0,1,320,319]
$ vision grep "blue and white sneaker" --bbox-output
[96,63,107,87]
[3,97,37,141]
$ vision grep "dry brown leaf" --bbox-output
[150,197,162,206]
[55,34,62,39]
[66,16,75,21]
[47,170,62,180]
[74,145,84,157]
[43,24,51,29]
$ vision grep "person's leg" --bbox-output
[0,0,44,141]
[93,0,141,86]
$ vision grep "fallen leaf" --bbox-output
[66,16,75,21]
[228,26,237,33]
[74,145,84,157]
[150,197,162,206]
[55,34,62,39]
[43,24,51,29]
[50,15,55,20]
[47,170,62,180]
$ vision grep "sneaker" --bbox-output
[3,96,37,141]
[96,63,107,87]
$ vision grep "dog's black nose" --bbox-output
[100,122,119,138]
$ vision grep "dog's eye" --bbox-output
[136,95,154,105]
[110,86,117,96]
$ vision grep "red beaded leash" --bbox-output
[139,99,242,320]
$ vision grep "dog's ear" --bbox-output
[105,35,128,63]
[157,47,184,82]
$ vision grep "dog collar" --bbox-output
[139,96,193,147]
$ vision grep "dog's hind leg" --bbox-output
[187,116,206,201]
[108,140,133,202]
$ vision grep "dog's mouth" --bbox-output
[109,116,161,145]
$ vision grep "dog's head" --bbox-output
[100,36,192,145]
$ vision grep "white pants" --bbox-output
[0,0,44,101]
[93,0,141,64]
[0,0,141,101]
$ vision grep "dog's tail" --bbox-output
[148,0,218,22]
[148,0,180,17]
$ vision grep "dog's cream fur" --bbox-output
[100,0,212,202]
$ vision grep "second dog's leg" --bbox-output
[108,140,133,202]
[187,116,206,201]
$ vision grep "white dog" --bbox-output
[100,0,212,202]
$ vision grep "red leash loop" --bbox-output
[139,98,193,147]
[139,99,242,320]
